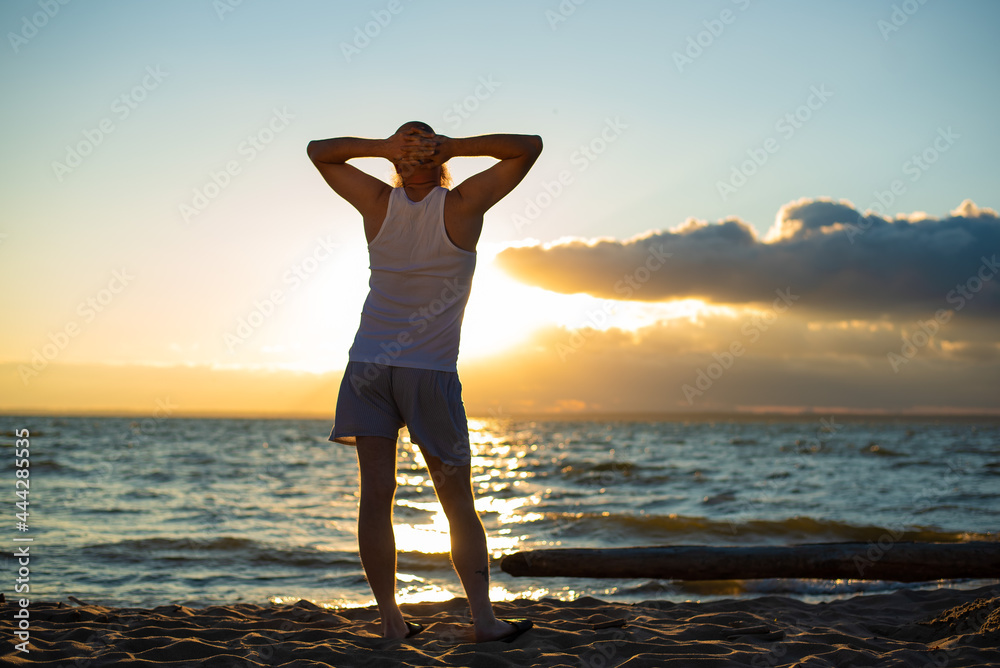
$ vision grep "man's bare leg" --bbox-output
[423,451,518,642]
[355,435,410,639]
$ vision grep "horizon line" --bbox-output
[3,409,999,423]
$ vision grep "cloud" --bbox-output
[495,198,1000,317]
[458,318,1000,414]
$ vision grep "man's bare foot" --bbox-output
[380,614,409,640]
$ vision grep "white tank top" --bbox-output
[348,186,477,372]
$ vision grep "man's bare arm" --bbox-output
[430,133,543,216]
[306,130,433,219]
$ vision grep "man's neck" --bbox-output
[403,181,437,202]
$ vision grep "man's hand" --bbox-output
[415,132,456,168]
[385,127,443,176]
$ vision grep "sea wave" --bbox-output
[86,536,362,568]
[521,513,997,547]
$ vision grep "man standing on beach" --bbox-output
[307,122,542,641]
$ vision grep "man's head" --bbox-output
[398,120,434,135]
[392,120,452,189]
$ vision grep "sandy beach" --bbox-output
[4,584,999,667]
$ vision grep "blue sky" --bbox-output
[2,0,999,414]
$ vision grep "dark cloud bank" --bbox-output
[496,198,1000,317]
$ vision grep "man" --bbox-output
[307,121,542,642]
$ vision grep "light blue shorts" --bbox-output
[329,361,471,465]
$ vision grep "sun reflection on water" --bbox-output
[390,421,541,561]
[392,497,529,556]
[396,583,458,604]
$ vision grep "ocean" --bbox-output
[4,414,998,609]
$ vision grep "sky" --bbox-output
[2,0,998,417]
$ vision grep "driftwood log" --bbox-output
[500,542,1000,582]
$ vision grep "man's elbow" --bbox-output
[527,135,543,157]
[306,140,321,163]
